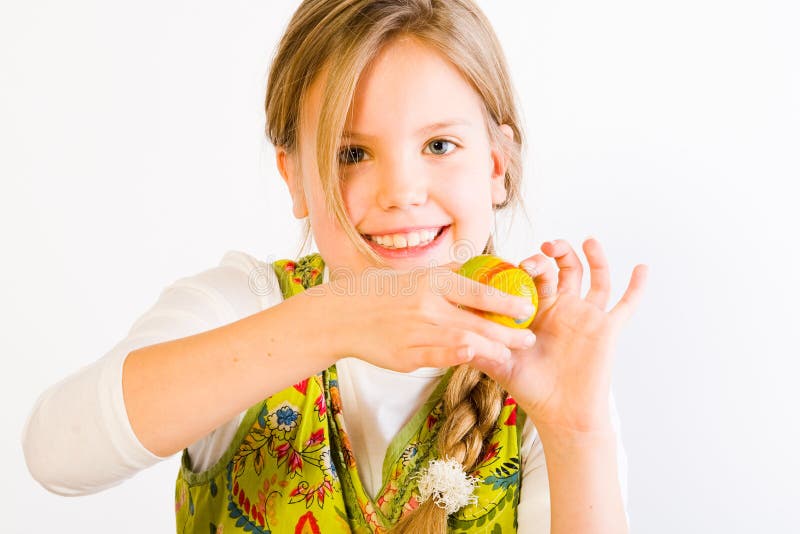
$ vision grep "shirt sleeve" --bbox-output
[516,389,630,532]
[20,250,275,496]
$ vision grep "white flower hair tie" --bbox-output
[415,457,480,515]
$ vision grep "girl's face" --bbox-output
[276,35,513,280]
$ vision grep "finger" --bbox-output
[609,264,649,328]
[396,325,473,370]
[438,269,535,323]
[438,260,464,273]
[397,345,475,371]
[467,354,512,385]
[449,304,537,350]
[519,253,558,313]
[413,324,514,367]
[541,239,584,296]
[582,237,611,310]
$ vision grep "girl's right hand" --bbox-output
[318,262,537,372]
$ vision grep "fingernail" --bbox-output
[523,332,536,347]
[458,346,474,360]
[503,346,512,359]
[518,304,536,320]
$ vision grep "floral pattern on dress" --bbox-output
[266,401,301,439]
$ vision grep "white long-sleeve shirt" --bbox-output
[21,250,630,532]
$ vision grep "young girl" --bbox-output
[23,0,647,532]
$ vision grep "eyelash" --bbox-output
[337,139,459,166]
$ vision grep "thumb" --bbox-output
[468,355,510,388]
[439,260,464,273]
[519,255,558,314]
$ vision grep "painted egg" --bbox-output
[457,254,538,328]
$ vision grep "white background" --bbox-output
[2,1,798,532]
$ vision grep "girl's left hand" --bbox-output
[472,237,648,434]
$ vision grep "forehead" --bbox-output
[301,36,486,143]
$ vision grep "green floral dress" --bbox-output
[175,253,526,533]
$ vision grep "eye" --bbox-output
[338,146,368,165]
[426,139,457,156]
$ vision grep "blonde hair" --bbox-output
[266,1,529,530]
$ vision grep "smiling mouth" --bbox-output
[360,225,449,250]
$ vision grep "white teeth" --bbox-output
[367,227,443,249]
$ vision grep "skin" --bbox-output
[273,35,649,532]
[276,34,512,278]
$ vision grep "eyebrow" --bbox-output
[342,119,473,138]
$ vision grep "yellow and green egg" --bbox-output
[457,254,539,328]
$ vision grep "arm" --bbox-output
[517,390,630,533]
[122,280,341,458]
[22,254,342,494]
[537,422,628,534]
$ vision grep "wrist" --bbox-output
[520,398,614,441]
[533,416,616,447]
[298,280,352,363]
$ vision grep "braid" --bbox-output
[439,367,502,467]
[391,365,505,533]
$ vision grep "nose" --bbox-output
[375,158,428,211]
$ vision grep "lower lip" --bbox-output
[363,225,451,259]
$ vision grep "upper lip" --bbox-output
[360,224,450,236]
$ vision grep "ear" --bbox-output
[490,123,515,207]
[275,146,309,219]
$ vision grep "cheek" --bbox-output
[341,178,371,221]
[437,166,494,207]
[437,170,495,233]
[437,148,493,185]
